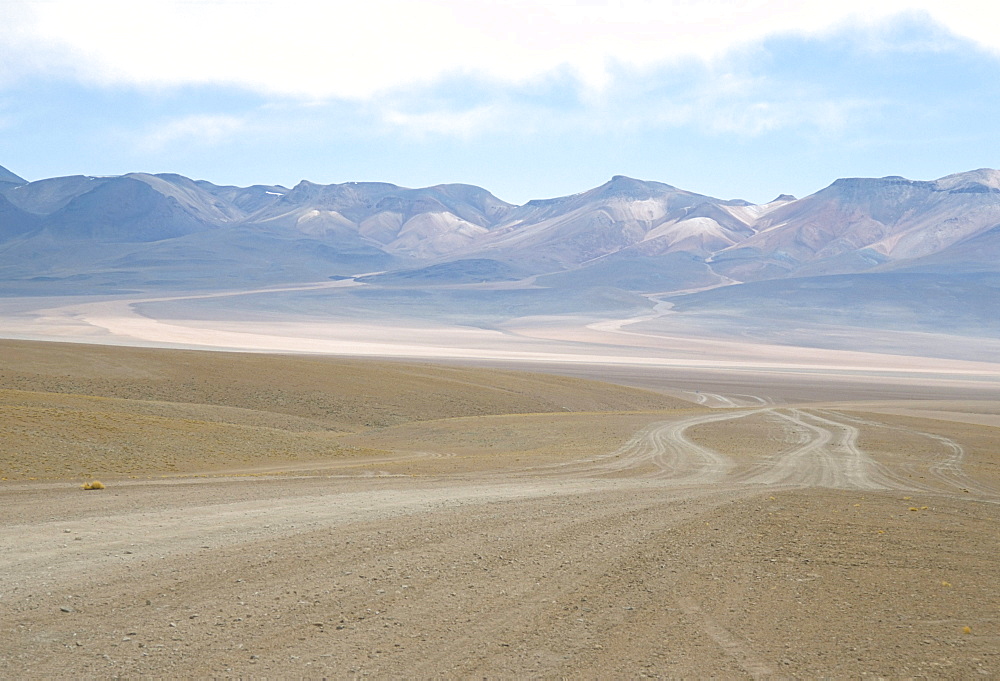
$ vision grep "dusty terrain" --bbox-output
[1,339,999,678]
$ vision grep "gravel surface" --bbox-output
[1,340,997,677]
[3,411,998,678]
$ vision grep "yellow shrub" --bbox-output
[81,480,105,490]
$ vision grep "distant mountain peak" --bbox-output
[822,170,1000,196]
[934,168,1000,193]
[830,175,926,189]
[0,164,26,185]
[593,175,680,200]
[3,166,1000,294]
[606,174,674,189]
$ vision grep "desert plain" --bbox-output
[1,296,999,679]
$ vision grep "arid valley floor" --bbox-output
[2,303,1000,677]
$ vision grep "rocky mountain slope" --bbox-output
[1,164,997,337]
[710,170,1000,281]
[0,164,25,186]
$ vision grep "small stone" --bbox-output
[60,606,74,613]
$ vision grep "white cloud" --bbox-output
[699,96,877,137]
[656,73,885,138]
[374,71,880,143]
[0,98,15,130]
[380,105,503,138]
[1,1,997,100]
[136,114,248,152]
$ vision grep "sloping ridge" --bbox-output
[0,165,999,295]
[709,170,1000,280]
[0,164,26,185]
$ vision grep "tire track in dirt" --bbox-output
[734,408,838,488]
[643,414,743,482]
[675,596,775,679]
[532,410,761,482]
[831,411,1000,498]
[550,405,900,491]
[684,392,773,408]
[537,400,996,498]
[404,486,764,678]
[735,409,906,490]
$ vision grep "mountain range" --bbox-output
[1,163,998,354]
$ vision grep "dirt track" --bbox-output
[3,392,998,678]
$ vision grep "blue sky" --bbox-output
[1,0,998,204]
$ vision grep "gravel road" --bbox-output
[2,398,998,678]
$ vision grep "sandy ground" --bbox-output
[1,293,999,677]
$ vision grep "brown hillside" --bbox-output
[0,339,685,479]
[0,340,684,430]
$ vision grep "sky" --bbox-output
[1,0,999,205]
